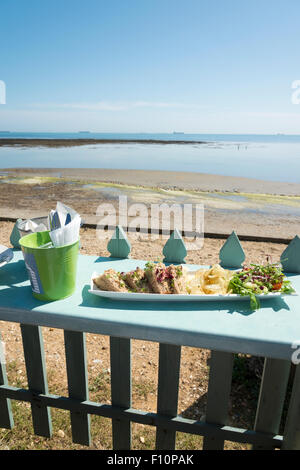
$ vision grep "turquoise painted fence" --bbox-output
[0,228,300,450]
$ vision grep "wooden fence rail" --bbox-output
[0,322,298,449]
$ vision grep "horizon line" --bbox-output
[0,131,299,136]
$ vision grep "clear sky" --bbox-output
[1,0,300,133]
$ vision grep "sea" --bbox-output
[0,132,300,183]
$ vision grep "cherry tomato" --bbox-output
[272,282,282,290]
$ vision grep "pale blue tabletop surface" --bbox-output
[0,251,300,360]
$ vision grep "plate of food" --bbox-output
[0,244,14,268]
[89,261,296,309]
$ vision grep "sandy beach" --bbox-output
[0,167,299,239]
[5,167,300,195]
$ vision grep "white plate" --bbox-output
[0,245,14,268]
[89,272,294,302]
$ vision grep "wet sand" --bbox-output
[0,168,299,239]
[4,167,300,196]
[0,138,206,148]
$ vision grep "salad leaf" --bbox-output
[228,263,295,310]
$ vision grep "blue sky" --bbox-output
[1,0,300,133]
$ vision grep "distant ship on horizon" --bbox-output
[173,131,185,135]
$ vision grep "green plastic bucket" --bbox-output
[19,231,79,301]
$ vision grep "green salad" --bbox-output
[228,263,295,310]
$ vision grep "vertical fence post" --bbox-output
[156,343,181,450]
[20,324,52,437]
[253,358,290,450]
[203,350,234,450]
[64,330,91,446]
[110,336,131,450]
[282,364,300,449]
[0,332,13,429]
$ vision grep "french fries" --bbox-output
[184,264,233,295]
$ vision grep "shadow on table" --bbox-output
[80,284,290,316]
[0,257,45,310]
[0,259,28,286]
[225,296,290,315]
[94,256,133,264]
[0,284,49,310]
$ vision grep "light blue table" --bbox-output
[0,251,300,450]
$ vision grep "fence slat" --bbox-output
[156,343,181,450]
[110,336,131,450]
[253,358,290,450]
[0,332,13,429]
[163,229,187,264]
[282,364,300,449]
[20,324,52,437]
[64,330,91,446]
[219,231,245,268]
[203,350,234,450]
[107,226,131,259]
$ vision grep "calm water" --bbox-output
[0,133,300,183]
[2,131,300,143]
